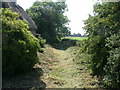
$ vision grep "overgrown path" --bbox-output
[3,40,102,88]
[39,42,102,88]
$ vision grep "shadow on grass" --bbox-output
[50,39,78,50]
[2,67,46,89]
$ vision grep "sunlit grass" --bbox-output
[64,37,87,41]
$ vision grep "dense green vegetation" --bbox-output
[2,8,42,76]
[82,2,120,88]
[2,1,120,89]
[26,1,71,44]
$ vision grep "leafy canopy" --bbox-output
[26,1,71,44]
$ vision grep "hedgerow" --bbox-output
[82,2,120,88]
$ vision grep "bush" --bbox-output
[103,32,120,88]
[37,35,46,48]
[83,36,108,75]
[82,2,120,88]
[2,8,41,76]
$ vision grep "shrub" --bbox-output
[37,35,46,48]
[82,2,120,88]
[103,32,120,88]
[81,36,108,75]
[2,8,41,76]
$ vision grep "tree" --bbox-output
[26,1,71,44]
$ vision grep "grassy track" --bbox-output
[38,40,102,88]
[3,39,103,88]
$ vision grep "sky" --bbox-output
[17,0,95,35]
